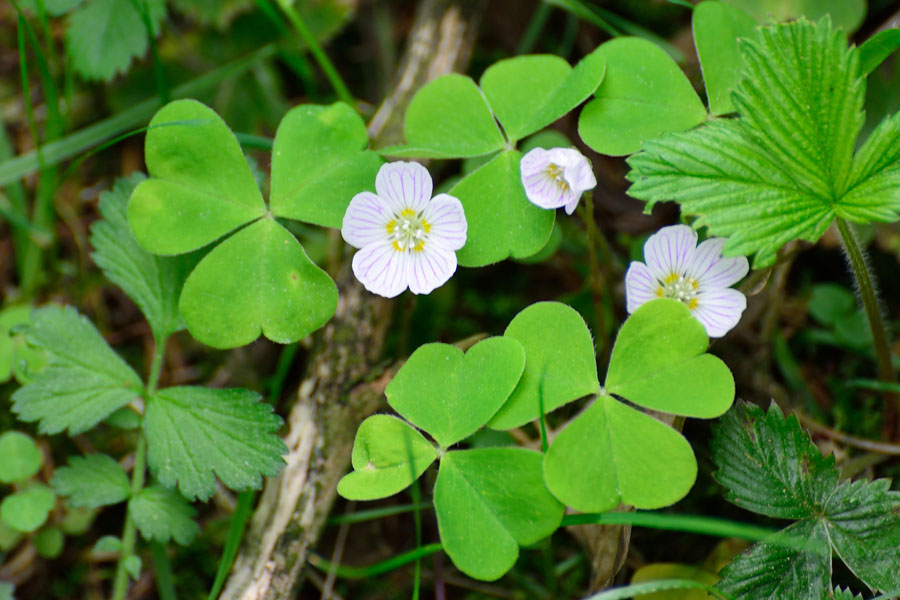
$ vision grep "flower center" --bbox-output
[386,207,431,253]
[547,163,569,190]
[657,273,699,310]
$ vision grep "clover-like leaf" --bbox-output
[543,395,697,512]
[489,302,599,430]
[0,484,55,533]
[337,415,438,501]
[269,102,383,228]
[606,299,734,419]
[578,37,707,156]
[480,50,606,143]
[12,306,144,435]
[434,448,563,581]
[128,99,266,256]
[130,486,199,546]
[51,454,131,509]
[143,386,286,501]
[0,432,42,484]
[386,336,525,448]
[178,218,337,348]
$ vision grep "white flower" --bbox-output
[625,225,749,338]
[520,147,597,215]
[342,161,467,298]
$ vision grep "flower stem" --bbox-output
[578,192,610,362]
[835,218,898,439]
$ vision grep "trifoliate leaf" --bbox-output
[711,401,839,520]
[627,19,894,268]
[91,173,196,344]
[0,431,42,484]
[434,448,563,581]
[269,102,382,229]
[51,454,131,508]
[0,484,55,532]
[143,386,286,500]
[12,306,143,435]
[129,486,199,545]
[489,302,599,430]
[66,0,166,81]
[386,337,525,447]
[337,415,438,501]
[34,526,64,559]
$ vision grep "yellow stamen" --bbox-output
[422,219,431,233]
[400,208,416,218]
[656,287,664,297]
[664,273,679,284]
[392,241,402,252]
[413,240,425,252]
[688,298,699,310]
[386,219,397,234]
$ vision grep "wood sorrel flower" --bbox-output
[625,224,749,338]
[520,147,597,215]
[342,161,467,298]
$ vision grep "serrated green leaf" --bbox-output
[269,102,382,228]
[711,401,839,519]
[606,299,734,419]
[692,2,758,115]
[0,432,42,484]
[479,49,606,143]
[386,337,525,447]
[0,305,47,384]
[489,302,599,430]
[337,415,437,501]
[12,306,143,435]
[143,386,286,501]
[578,37,707,156]
[841,112,900,224]
[178,218,337,348]
[91,173,196,344]
[451,150,555,267]
[398,74,506,158]
[543,395,697,512]
[51,454,131,508]
[830,587,865,600]
[66,0,166,81]
[858,30,900,77]
[130,486,199,545]
[128,99,266,256]
[716,520,831,600]
[434,448,563,581]
[0,485,55,532]
[34,526,64,559]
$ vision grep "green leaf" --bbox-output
[12,305,143,435]
[128,99,266,255]
[711,401,839,520]
[66,0,166,81]
[92,535,123,554]
[717,520,831,600]
[489,302,599,430]
[479,49,606,143]
[143,386,286,501]
[337,415,438,501]
[721,0,866,34]
[0,431,42,484]
[130,485,200,546]
[630,563,719,599]
[831,587,865,600]
[692,1,758,116]
[124,555,142,580]
[434,448,563,581]
[178,218,337,348]
[392,74,506,158]
[34,526,64,559]
[51,454,131,508]
[859,29,900,77]
[386,337,525,447]
[605,299,734,419]
[0,484,55,532]
[0,518,23,551]
[269,102,382,228]
[91,173,196,343]
[578,37,707,156]
[0,582,13,600]
[0,305,47,384]
[627,19,876,268]
[451,150,555,267]
[808,284,855,326]
[543,395,697,512]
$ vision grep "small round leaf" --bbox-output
[1,485,55,532]
[0,432,42,484]
[34,526,64,559]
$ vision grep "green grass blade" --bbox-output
[561,511,778,542]
[326,502,433,526]
[151,542,178,600]
[307,543,443,579]
[206,491,255,600]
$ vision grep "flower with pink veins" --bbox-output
[342,161,467,298]
[520,147,597,215]
[625,224,750,338]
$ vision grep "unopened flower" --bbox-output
[625,225,749,338]
[342,161,467,298]
[520,147,597,215]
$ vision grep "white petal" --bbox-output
[688,238,750,290]
[643,224,697,281]
[375,161,432,214]
[625,261,662,313]
[351,242,409,298]
[557,148,597,197]
[341,191,391,249]
[422,193,467,251]
[520,148,578,210]
[406,243,457,295]
[693,287,747,338]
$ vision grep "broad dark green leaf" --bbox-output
[130,486,199,545]
[51,454,131,508]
